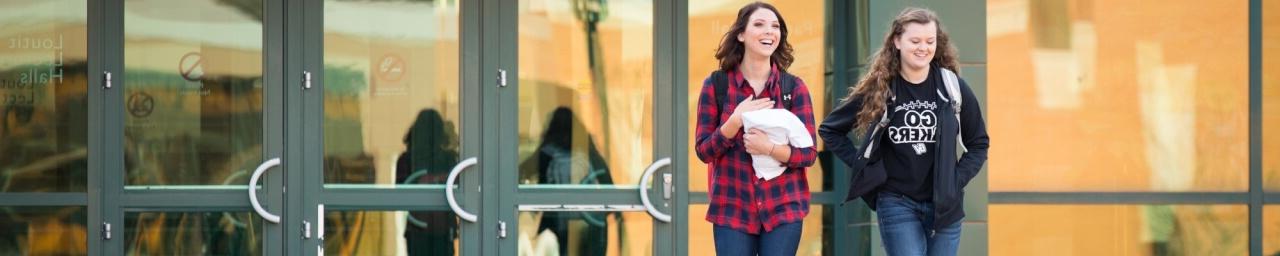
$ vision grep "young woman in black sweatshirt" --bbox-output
[818,7,989,256]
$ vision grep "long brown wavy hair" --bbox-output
[844,7,958,133]
[715,2,794,72]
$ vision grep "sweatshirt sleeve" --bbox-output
[818,93,865,169]
[955,78,990,188]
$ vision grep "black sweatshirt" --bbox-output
[818,64,990,230]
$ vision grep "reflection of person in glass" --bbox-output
[395,109,459,255]
[693,2,819,255]
[523,107,614,255]
[819,7,989,256]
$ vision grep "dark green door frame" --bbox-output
[95,0,289,254]
[484,0,680,254]
[291,0,485,255]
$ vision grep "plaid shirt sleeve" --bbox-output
[694,76,735,163]
[783,77,817,169]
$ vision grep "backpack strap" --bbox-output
[778,72,797,110]
[938,67,967,152]
[712,70,729,118]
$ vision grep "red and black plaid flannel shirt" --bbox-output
[694,65,817,234]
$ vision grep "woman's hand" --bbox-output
[720,96,774,137]
[745,128,792,163]
[743,128,777,155]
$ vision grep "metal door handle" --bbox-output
[446,157,479,222]
[317,204,325,240]
[638,158,672,222]
[248,158,281,223]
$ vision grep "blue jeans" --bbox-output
[713,222,803,256]
[876,192,962,256]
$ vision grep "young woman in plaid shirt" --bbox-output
[694,2,817,255]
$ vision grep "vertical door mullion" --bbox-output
[87,0,103,254]
[293,0,320,254]
[827,1,854,255]
[654,0,677,254]
[1248,0,1263,255]
[100,0,125,254]
[502,0,520,253]
[671,0,691,254]
[265,0,290,254]
[461,0,484,254]
[483,0,515,253]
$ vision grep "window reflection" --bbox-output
[517,211,651,256]
[324,211,457,256]
[322,0,461,186]
[517,0,653,188]
[0,206,86,255]
[125,211,262,255]
[123,0,265,186]
[988,0,1249,191]
[1265,206,1280,255]
[0,0,88,192]
[991,205,1247,255]
[519,107,614,186]
[1263,0,1280,190]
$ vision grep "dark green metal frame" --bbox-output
[5,0,1271,255]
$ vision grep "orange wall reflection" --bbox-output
[988,0,1259,255]
[988,0,1249,192]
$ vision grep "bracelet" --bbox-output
[770,144,777,155]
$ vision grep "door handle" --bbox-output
[446,157,479,222]
[248,158,281,223]
[638,158,672,223]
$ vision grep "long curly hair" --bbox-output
[714,1,794,72]
[844,7,958,133]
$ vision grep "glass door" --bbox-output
[100,0,287,254]
[487,0,678,254]
[293,0,482,255]
[0,1,93,255]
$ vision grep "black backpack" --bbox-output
[709,70,797,116]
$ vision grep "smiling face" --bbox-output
[895,21,938,71]
[736,8,781,60]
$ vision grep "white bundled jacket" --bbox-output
[741,108,814,180]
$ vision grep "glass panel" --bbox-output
[123,0,264,186]
[686,1,829,192]
[0,206,86,255]
[515,0,652,189]
[0,0,88,192]
[688,204,827,255]
[990,205,1246,255]
[517,211,649,255]
[1264,0,1280,190]
[124,211,262,255]
[1267,206,1280,255]
[323,210,458,256]
[322,0,462,186]
[987,0,1249,191]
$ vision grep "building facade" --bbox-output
[0,0,1276,255]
